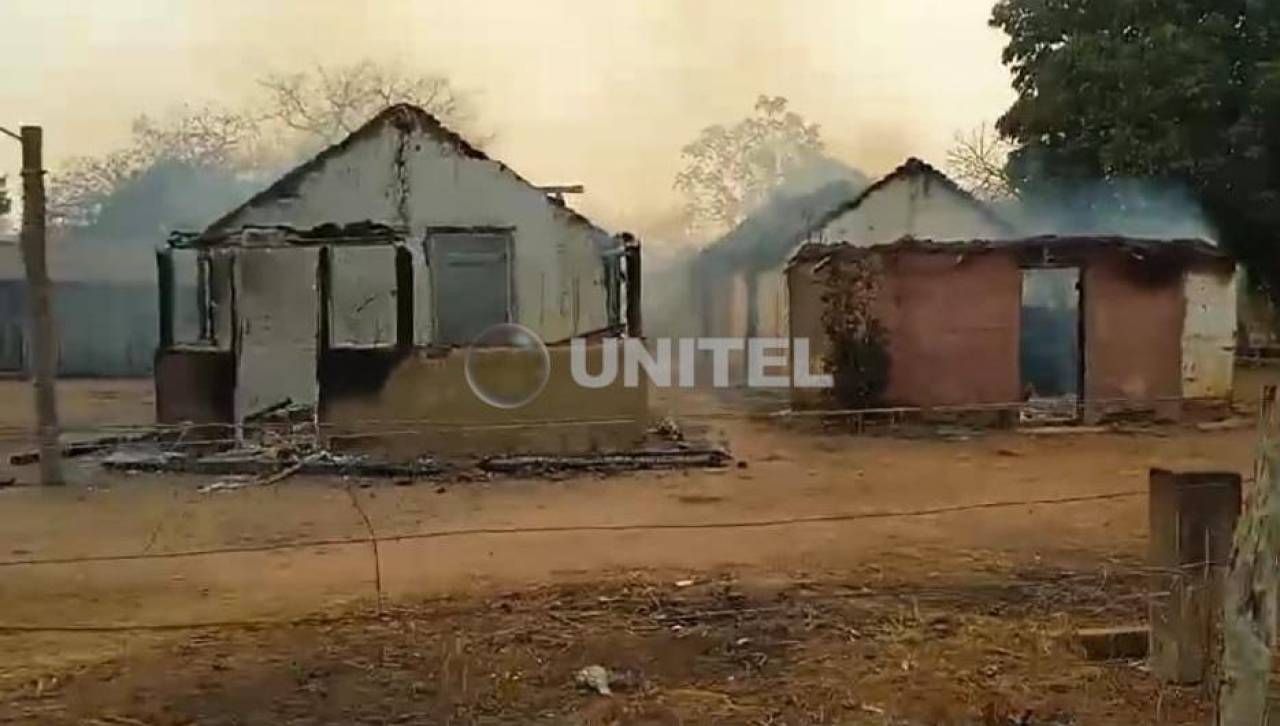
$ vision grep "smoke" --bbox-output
[998,178,1219,243]
[695,155,869,259]
[644,155,868,337]
[51,161,267,283]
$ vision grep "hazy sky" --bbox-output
[0,0,1014,237]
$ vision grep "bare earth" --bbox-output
[0,376,1270,724]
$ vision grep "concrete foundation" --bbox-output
[320,342,649,457]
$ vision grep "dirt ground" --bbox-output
[0,375,1272,724]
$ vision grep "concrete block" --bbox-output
[1076,625,1149,661]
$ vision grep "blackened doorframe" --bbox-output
[1019,266,1084,420]
[1075,266,1087,420]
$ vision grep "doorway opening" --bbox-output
[1019,267,1083,423]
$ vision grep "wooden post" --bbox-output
[1148,468,1241,684]
[18,126,62,486]
[1215,385,1280,725]
[156,248,174,349]
[623,234,642,338]
[394,245,413,349]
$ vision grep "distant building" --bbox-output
[694,157,1013,379]
[0,237,163,377]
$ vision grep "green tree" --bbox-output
[675,95,825,234]
[990,0,1280,296]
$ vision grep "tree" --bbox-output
[675,95,825,234]
[257,60,479,148]
[131,105,264,169]
[990,0,1280,298]
[49,104,261,228]
[946,123,1017,201]
[49,60,482,234]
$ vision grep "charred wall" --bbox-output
[154,348,235,424]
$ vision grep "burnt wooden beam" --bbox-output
[395,245,414,349]
[156,248,174,349]
[623,234,642,338]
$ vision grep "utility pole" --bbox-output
[3,125,62,485]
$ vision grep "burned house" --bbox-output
[695,158,1013,357]
[155,104,645,456]
[786,235,1237,423]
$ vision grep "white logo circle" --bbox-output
[464,323,551,409]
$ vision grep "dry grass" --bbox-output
[0,566,1209,725]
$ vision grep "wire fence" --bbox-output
[0,396,1253,672]
[0,485,1220,635]
[0,401,1255,726]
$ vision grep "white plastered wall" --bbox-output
[754,264,788,339]
[211,124,610,345]
[817,176,1008,247]
[234,247,319,421]
[1181,268,1237,399]
[329,246,397,347]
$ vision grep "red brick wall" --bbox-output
[787,244,1191,420]
[786,259,831,408]
[879,251,1023,407]
[1082,253,1185,421]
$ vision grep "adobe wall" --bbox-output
[786,258,832,409]
[788,250,1020,411]
[878,252,1022,408]
[1181,269,1237,400]
[1082,253,1185,422]
[319,342,650,457]
[788,245,1204,422]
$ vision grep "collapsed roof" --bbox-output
[788,234,1234,273]
[170,221,405,249]
[807,157,1014,240]
[701,157,1012,274]
[195,104,615,250]
[701,179,864,272]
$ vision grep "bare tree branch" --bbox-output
[945,122,1019,201]
[257,61,479,148]
[48,104,261,227]
[47,60,482,230]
